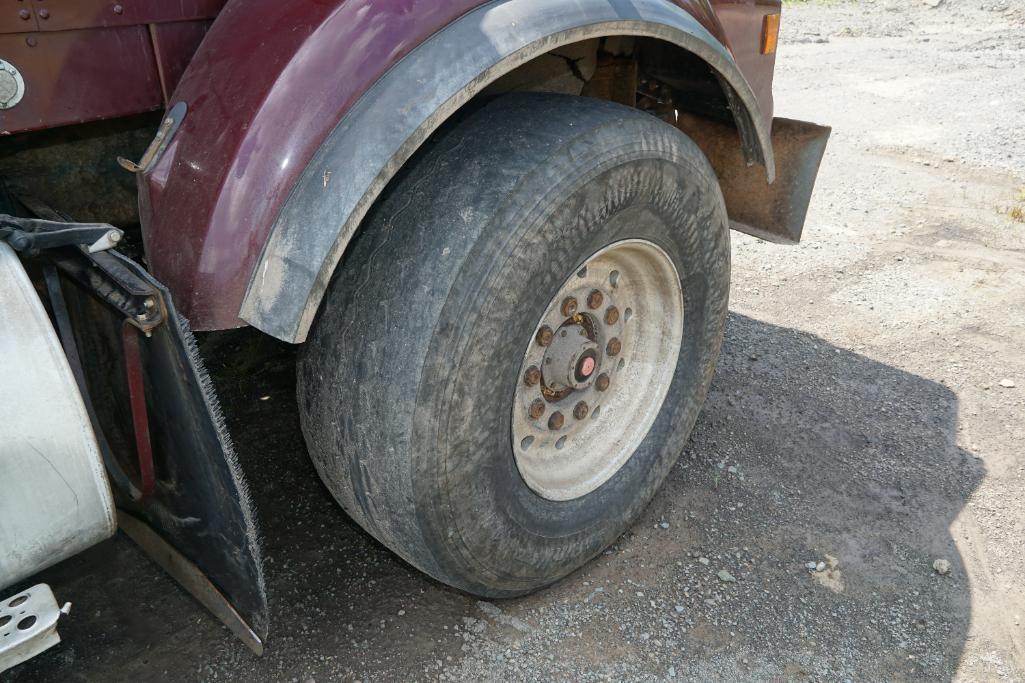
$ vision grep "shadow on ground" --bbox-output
[9,313,983,681]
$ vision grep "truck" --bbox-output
[0,0,828,670]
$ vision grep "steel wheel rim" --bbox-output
[511,239,685,501]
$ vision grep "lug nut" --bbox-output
[604,306,620,325]
[587,290,604,309]
[606,337,622,357]
[573,401,589,420]
[561,297,578,317]
[595,373,610,392]
[524,365,541,387]
[548,411,565,430]
[529,399,546,420]
[536,325,554,347]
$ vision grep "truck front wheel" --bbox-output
[298,93,730,596]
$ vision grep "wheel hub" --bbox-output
[511,239,685,501]
[542,323,599,391]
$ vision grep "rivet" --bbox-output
[561,297,578,317]
[595,373,610,392]
[606,338,622,357]
[573,401,589,420]
[604,306,620,325]
[523,366,541,387]
[586,290,603,309]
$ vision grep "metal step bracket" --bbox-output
[0,584,70,674]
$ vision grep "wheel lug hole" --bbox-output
[536,325,554,347]
[573,401,589,420]
[529,399,546,420]
[595,373,610,392]
[561,297,578,317]
[524,365,541,387]
[606,337,622,357]
[604,306,619,325]
[548,411,565,430]
[586,290,603,309]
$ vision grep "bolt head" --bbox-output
[595,373,610,392]
[548,411,565,431]
[606,338,622,357]
[529,399,546,420]
[560,297,578,317]
[586,290,604,309]
[38,8,49,19]
[573,401,589,420]
[19,9,30,19]
[523,366,541,387]
[604,306,620,325]
[536,325,554,347]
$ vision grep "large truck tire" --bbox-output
[298,93,730,597]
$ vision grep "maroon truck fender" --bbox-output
[141,0,779,343]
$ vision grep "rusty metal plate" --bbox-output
[676,114,831,244]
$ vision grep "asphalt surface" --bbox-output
[8,1,1025,680]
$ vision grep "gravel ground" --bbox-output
[8,1,1025,680]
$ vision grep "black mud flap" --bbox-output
[49,251,268,654]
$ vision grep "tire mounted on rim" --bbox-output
[298,93,730,597]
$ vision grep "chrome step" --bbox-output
[0,584,69,673]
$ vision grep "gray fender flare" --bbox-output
[240,0,774,343]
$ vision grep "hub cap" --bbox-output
[511,239,685,501]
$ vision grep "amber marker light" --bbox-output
[762,13,781,55]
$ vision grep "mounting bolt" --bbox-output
[587,290,604,309]
[143,298,156,310]
[19,9,30,19]
[523,365,541,387]
[606,338,622,357]
[536,325,554,347]
[107,230,121,243]
[561,297,578,317]
[573,401,589,420]
[595,373,610,392]
[604,306,620,325]
[37,8,49,19]
[529,399,546,420]
[113,4,124,14]
[548,411,565,431]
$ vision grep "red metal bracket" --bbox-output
[122,321,155,500]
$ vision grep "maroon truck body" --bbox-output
[1,0,781,335]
